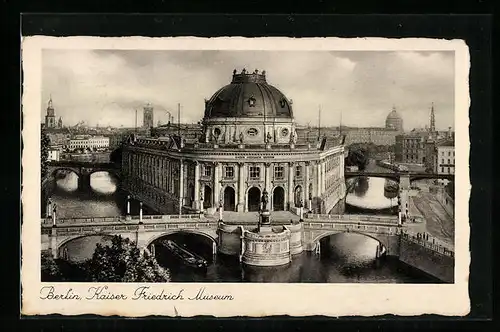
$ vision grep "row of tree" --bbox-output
[41,235,171,282]
[348,142,395,154]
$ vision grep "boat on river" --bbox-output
[161,239,208,269]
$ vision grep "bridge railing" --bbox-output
[130,214,203,221]
[142,221,218,232]
[41,214,204,227]
[401,230,454,257]
[49,221,218,236]
[305,214,399,224]
[41,216,125,226]
[304,221,400,235]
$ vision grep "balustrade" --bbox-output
[401,231,454,257]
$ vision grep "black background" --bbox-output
[3,4,494,332]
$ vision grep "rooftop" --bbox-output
[126,133,344,152]
[436,139,454,147]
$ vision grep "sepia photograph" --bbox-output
[22,36,470,317]
[39,48,456,284]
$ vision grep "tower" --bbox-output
[44,96,56,128]
[143,102,154,128]
[58,117,63,128]
[430,102,436,133]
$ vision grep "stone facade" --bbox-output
[395,134,426,164]
[242,226,292,267]
[122,138,346,215]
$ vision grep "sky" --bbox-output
[41,50,455,130]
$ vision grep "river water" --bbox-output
[45,172,436,283]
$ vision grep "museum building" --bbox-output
[121,69,347,218]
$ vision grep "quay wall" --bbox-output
[398,238,454,283]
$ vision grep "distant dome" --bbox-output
[385,107,403,132]
[203,69,293,120]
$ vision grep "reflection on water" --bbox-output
[60,235,113,262]
[91,172,117,194]
[50,171,123,218]
[327,233,379,265]
[48,173,435,283]
[55,171,78,192]
[346,177,398,210]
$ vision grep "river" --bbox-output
[44,171,436,283]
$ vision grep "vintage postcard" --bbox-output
[21,36,470,317]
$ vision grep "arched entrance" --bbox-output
[273,186,285,211]
[203,185,212,209]
[223,186,236,211]
[294,185,303,207]
[247,187,261,212]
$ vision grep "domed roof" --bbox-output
[386,107,402,120]
[203,69,293,119]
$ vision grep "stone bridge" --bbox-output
[41,214,218,259]
[47,160,121,190]
[41,213,405,259]
[344,171,454,183]
[40,213,454,282]
[302,214,401,255]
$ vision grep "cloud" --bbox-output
[41,50,454,131]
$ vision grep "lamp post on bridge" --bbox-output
[139,201,143,224]
[52,203,57,226]
[125,195,132,221]
[46,198,53,219]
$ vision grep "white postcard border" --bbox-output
[21,36,471,317]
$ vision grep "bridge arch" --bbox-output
[145,229,218,248]
[88,169,120,179]
[311,230,388,249]
[344,173,400,182]
[56,233,120,260]
[50,167,80,178]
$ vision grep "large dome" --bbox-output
[203,69,293,119]
[386,109,402,121]
[385,106,403,132]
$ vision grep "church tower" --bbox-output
[58,117,63,128]
[45,96,56,128]
[430,102,436,133]
[143,102,154,128]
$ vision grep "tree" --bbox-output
[345,147,369,171]
[41,251,63,281]
[85,235,171,282]
[41,128,51,180]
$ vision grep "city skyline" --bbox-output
[41,50,455,130]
